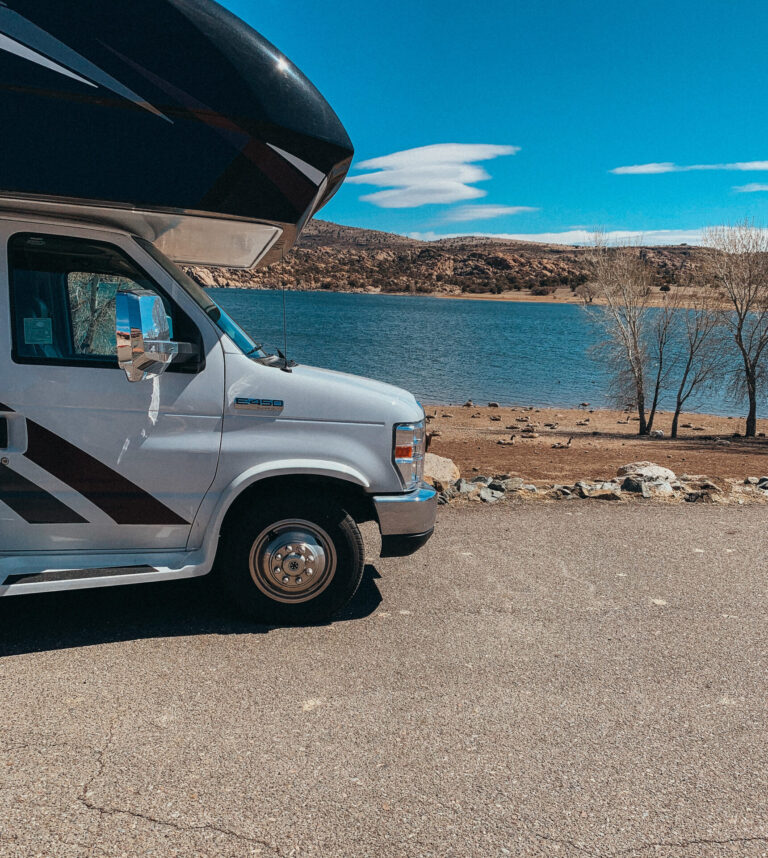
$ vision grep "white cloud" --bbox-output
[407,228,711,246]
[346,143,519,208]
[612,161,768,175]
[734,183,768,193]
[442,204,538,222]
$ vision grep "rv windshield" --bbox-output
[134,237,265,357]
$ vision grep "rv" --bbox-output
[0,0,436,623]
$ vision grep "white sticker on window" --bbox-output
[24,317,53,345]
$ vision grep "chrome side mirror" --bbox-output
[116,290,178,382]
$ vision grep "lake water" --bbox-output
[212,288,749,417]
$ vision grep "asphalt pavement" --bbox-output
[1,503,767,857]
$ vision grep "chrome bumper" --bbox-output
[373,482,437,536]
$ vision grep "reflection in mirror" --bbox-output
[116,290,179,382]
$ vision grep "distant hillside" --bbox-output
[187,219,705,297]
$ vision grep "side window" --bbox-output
[8,233,192,368]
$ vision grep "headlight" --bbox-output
[393,420,425,488]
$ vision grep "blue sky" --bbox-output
[223,0,768,244]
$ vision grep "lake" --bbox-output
[212,288,750,417]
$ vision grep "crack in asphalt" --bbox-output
[534,831,601,855]
[617,834,768,854]
[532,832,768,857]
[76,717,282,857]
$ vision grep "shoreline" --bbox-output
[423,405,768,493]
[210,283,714,309]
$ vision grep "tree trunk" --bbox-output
[671,406,681,439]
[746,372,758,437]
[646,362,664,433]
[636,392,648,435]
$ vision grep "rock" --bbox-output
[488,479,506,492]
[490,415,501,422]
[502,477,525,491]
[456,479,476,495]
[649,482,674,497]
[716,439,731,446]
[437,492,451,505]
[471,475,491,485]
[193,268,217,287]
[593,490,622,501]
[488,402,500,408]
[699,481,723,493]
[522,432,540,439]
[621,476,644,493]
[617,462,676,482]
[521,484,537,492]
[463,400,473,407]
[579,402,590,408]
[759,476,768,485]
[423,453,460,492]
[685,491,714,504]
[745,477,760,485]
[479,487,504,504]
[650,429,664,438]
[547,488,571,500]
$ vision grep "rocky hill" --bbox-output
[187,219,705,297]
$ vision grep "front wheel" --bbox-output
[218,497,365,624]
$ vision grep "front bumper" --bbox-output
[373,482,437,557]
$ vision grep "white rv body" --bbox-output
[0,212,436,603]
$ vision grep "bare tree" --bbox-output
[669,288,724,438]
[583,235,660,435]
[646,284,682,432]
[704,221,768,437]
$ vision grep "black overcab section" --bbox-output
[0,0,353,258]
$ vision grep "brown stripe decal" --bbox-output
[24,420,188,526]
[0,463,87,524]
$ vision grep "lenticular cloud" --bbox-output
[347,143,519,208]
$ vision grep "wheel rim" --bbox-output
[248,518,337,604]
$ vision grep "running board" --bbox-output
[3,565,158,586]
[0,562,206,595]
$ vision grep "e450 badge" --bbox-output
[234,397,284,411]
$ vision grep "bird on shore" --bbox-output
[552,436,573,449]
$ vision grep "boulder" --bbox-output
[456,479,476,495]
[479,487,504,504]
[423,453,460,492]
[617,462,676,482]
[621,476,651,498]
[502,477,525,491]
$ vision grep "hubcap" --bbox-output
[249,519,337,604]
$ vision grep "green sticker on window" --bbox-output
[24,317,53,345]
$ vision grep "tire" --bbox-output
[217,495,365,624]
